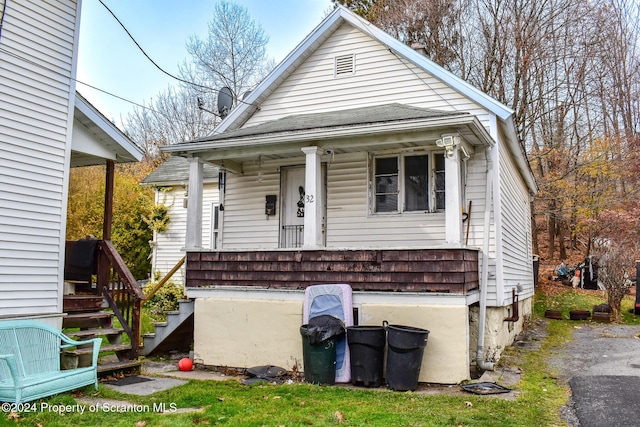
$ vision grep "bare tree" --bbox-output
[124,1,274,158]
[338,0,640,262]
[593,240,636,321]
[125,86,219,161]
[180,0,275,108]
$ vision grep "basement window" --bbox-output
[335,54,355,77]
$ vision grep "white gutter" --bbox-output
[477,145,495,371]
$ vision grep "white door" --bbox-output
[280,165,326,248]
[280,166,306,248]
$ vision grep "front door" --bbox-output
[280,166,326,248]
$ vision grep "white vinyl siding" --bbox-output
[461,151,491,249]
[464,149,499,306]
[222,161,282,249]
[221,154,461,249]
[244,23,490,129]
[152,184,219,284]
[0,0,79,317]
[498,145,534,303]
[327,153,447,247]
[219,151,503,252]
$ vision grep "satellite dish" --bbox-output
[217,87,233,119]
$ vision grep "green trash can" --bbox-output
[300,324,337,385]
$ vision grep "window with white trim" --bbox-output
[371,152,446,214]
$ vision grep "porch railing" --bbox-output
[281,225,304,248]
[97,240,145,359]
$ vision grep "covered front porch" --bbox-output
[165,104,495,253]
[165,104,498,384]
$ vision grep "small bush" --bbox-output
[143,278,184,316]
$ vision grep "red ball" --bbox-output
[178,358,193,371]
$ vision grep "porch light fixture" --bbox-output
[435,135,460,158]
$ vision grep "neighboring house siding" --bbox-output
[0,0,78,316]
[245,23,491,130]
[152,185,219,283]
[497,142,533,304]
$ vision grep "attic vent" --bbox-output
[335,54,355,76]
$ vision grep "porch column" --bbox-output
[301,146,323,248]
[444,146,463,245]
[103,159,114,241]
[185,156,204,251]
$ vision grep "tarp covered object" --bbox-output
[303,284,353,383]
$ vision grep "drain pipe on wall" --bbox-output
[477,146,495,371]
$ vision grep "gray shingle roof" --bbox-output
[141,156,218,185]
[194,103,468,143]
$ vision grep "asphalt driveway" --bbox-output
[549,323,640,426]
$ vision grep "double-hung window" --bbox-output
[372,152,446,214]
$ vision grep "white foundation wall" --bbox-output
[359,303,470,384]
[480,296,533,363]
[193,298,305,370]
[190,292,473,384]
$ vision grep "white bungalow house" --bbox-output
[141,156,219,283]
[164,5,536,384]
[0,0,143,334]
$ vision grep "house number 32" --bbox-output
[305,194,315,203]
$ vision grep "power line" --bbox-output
[97,0,213,92]
[97,0,257,109]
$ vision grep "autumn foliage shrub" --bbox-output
[66,163,156,279]
[143,279,185,317]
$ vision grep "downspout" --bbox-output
[477,146,495,371]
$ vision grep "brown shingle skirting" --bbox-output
[185,249,478,294]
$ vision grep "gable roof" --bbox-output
[165,5,535,193]
[216,5,514,135]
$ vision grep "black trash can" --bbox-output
[300,316,345,385]
[384,321,430,391]
[347,326,386,387]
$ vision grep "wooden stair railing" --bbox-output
[96,240,145,360]
[142,256,185,306]
[140,256,186,351]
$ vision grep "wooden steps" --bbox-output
[66,327,124,339]
[63,295,106,312]
[63,311,114,329]
[97,360,143,376]
[65,343,132,357]
[63,293,140,376]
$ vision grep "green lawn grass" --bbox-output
[10,285,637,426]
